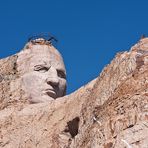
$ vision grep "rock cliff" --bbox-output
[0,38,147,148]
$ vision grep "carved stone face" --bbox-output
[18,43,66,103]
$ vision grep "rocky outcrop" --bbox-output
[0,38,147,147]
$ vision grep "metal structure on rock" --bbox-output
[28,32,58,45]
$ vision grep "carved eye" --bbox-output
[34,65,49,73]
[57,70,66,79]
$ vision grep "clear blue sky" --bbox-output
[0,0,148,94]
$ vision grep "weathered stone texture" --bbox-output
[0,38,147,147]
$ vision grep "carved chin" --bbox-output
[29,95,54,103]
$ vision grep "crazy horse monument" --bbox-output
[17,38,66,103]
[0,36,147,147]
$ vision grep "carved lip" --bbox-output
[44,89,56,98]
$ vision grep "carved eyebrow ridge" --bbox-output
[34,64,50,71]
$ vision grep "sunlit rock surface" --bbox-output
[0,38,147,148]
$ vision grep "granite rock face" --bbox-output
[0,38,147,148]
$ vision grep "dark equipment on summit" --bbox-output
[28,33,58,45]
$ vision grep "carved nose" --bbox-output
[46,77,59,86]
[46,67,59,86]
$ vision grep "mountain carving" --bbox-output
[0,38,147,147]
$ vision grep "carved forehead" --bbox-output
[29,54,65,68]
[30,44,62,59]
[30,47,64,67]
[17,43,66,73]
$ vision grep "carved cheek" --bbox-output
[58,79,66,94]
[22,73,44,90]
